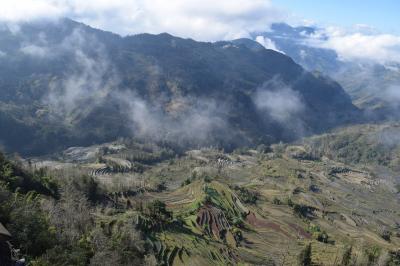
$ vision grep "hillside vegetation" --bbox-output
[302,123,400,171]
[0,19,359,155]
[3,125,399,265]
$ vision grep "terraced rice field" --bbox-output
[31,143,400,265]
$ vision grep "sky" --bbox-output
[0,0,398,36]
[274,0,400,34]
[0,0,400,64]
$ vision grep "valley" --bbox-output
[0,8,399,266]
[11,123,399,265]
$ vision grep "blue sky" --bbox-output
[275,0,400,34]
[2,0,399,36]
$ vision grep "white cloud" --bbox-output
[255,35,285,53]
[0,50,5,57]
[20,44,49,57]
[0,0,286,41]
[2,1,400,64]
[306,26,400,64]
[382,85,400,106]
[253,79,304,123]
[45,29,118,115]
[0,0,65,21]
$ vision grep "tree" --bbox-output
[145,200,172,229]
[298,243,312,266]
[44,185,93,245]
[316,231,329,243]
[341,246,353,266]
[8,198,55,257]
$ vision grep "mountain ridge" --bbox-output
[253,22,400,118]
[0,18,359,155]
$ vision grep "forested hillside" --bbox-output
[0,19,359,155]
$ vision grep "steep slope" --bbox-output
[0,19,359,155]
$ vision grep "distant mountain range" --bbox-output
[0,19,359,155]
[251,23,400,117]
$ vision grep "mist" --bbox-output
[375,125,400,148]
[0,18,359,154]
[116,91,232,147]
[251,78,309,140]
[38,28,120,121]
[324,61,400,122]
[14,25,235,148]
[252,78,305,132]
[382,85,400,107]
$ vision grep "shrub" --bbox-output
[286,147,315,160]
[232,217,244,228]
[364,246,381,266]
[308,224,321,234]
[292,187,304,195]
[232,228,243,245]
[287,198,294,207]
[272,197,282,205]
[181,171,199,187]
[8,199,56,257]
[307,224,329,243]
[71,175,102,203]
[234,186,259,205]
[145,200,172,227]
[309,184,320,193]
[387,250,400,266]
[155,181,167,192]
[293,204,315,219]
[203,175,213,183]
[316,231,329,243]
[181,178,192,187]
[381,230,392,242]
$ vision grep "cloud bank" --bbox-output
[3,1,400,64]
[0,0,286,41]
[306,26,400,64]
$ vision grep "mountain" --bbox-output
[2,19,400,266]
[0,19,359,155]
[251,23,400,118]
